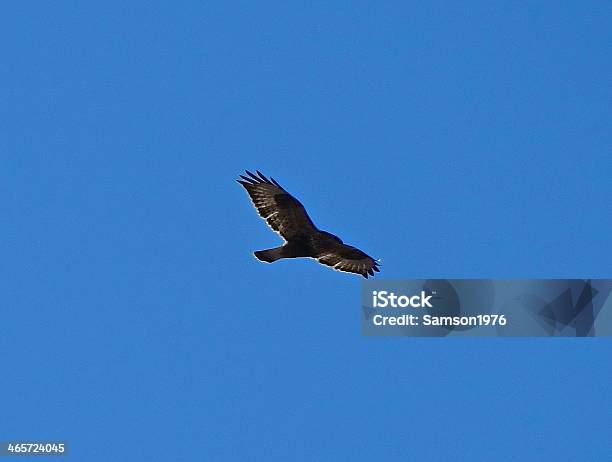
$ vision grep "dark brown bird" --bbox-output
[237,170,380,278]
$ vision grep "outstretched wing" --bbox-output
[237,170,318,241]
[317,244,380,278]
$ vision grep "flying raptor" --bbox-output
[237,170,380,278]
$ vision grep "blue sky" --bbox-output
[1,1,611,460]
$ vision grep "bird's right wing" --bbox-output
[317,244,380,278]
[237,170,318,241]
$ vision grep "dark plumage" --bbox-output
[237,170,380,278]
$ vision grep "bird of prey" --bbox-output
[237,170,380,278]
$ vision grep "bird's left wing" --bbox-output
[317,244,380,278]
[237,170,318,241]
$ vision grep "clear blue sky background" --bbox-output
[1,2,611,461]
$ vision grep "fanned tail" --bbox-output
[254,247,284,263]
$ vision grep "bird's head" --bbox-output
[320,231,343,244]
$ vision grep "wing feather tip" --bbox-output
[256,170,272,184]
[239,174,258,184]
[245,170,261,182]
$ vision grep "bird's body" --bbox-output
[253,230,342,262]
[237,170,380,278]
